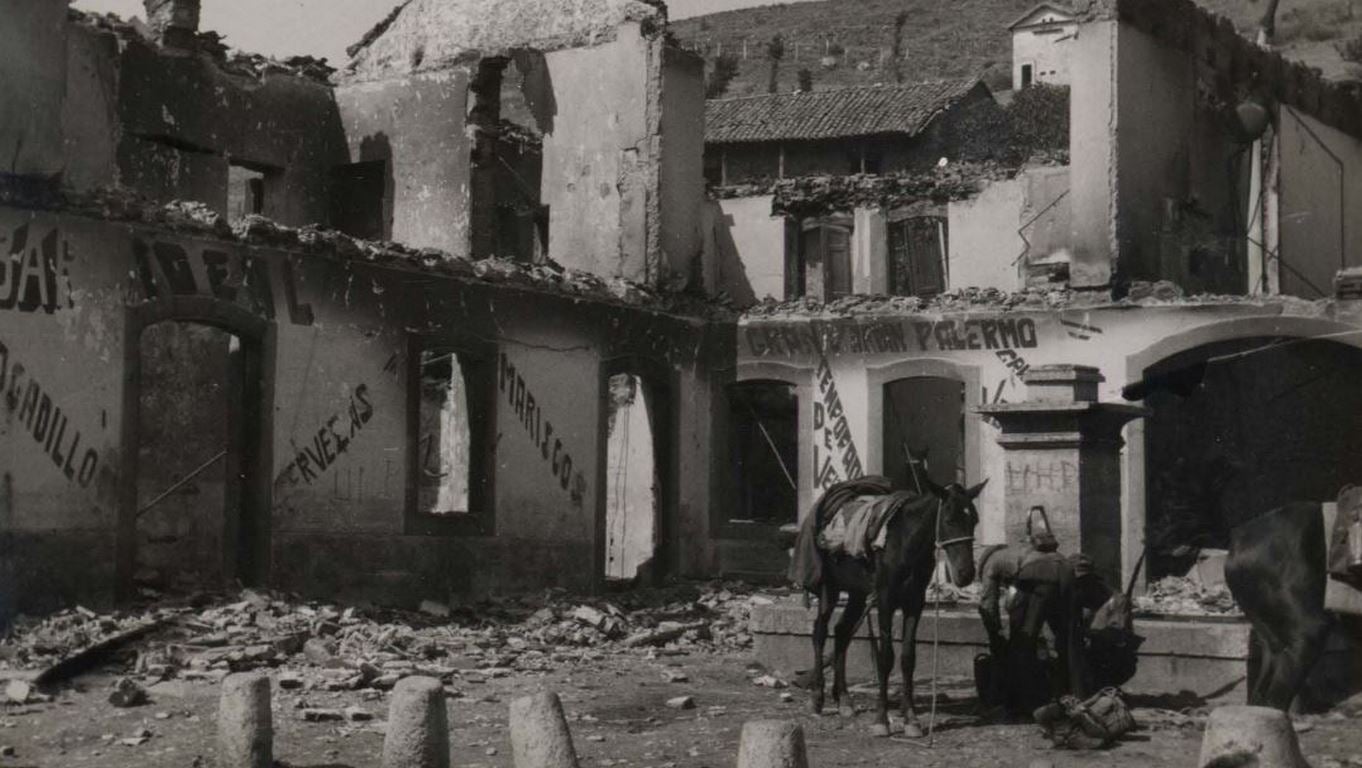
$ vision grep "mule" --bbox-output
[1224,501,1336,711]
[808,476,985,737]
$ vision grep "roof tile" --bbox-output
[705,79,983,144]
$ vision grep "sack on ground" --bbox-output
[1034,688,1135,749]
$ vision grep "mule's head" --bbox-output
[924,478,987,587]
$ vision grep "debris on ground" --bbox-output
[107,677,149,708]
[0,581,770,695]
[665,695,696,710]
[1133,576,1240,617]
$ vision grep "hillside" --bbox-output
[669,0,1362,98]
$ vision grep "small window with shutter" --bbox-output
[798,217,854,300]
[888,216,948,298]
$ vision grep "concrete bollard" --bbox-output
[1198,705,1310,768]
[382,676,450,768]
[737,720,809,768]
[218,672,272,768]
[509,691,580,768]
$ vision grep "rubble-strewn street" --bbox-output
[1,582,1361,768]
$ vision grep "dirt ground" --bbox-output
[3,650,1362,768]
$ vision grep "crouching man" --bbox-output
[976,506,1086,717]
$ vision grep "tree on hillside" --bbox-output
[706,53,740,99]
[797,67,814,92]
[890,11,909,84]
[1256,0,1282,45]
[766,34,785,94]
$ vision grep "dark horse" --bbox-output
[805,475,985,737]
[1224,501,1340,711]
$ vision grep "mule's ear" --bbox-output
[923,476,947,497]
[966,478,989,500]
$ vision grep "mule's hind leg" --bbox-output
[1246,628,1273,706]
[832,593,867,718]
[810,584,837,715]
[1263,617,1330,711]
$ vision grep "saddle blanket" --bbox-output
[1324,498,1362,616]
[816,494,900,560]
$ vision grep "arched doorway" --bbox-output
[882,376,966,490]
[119,301,272,598]
[604,372,658,584]
[598,360,673,590]
[1140,336,1362,580]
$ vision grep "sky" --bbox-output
[72,0,814,65]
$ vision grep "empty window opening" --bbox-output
[604,373,659,582]
[470,55,547,262]
[888,216,947,298]
[228,164,265,218]
[728,381,799,525]
[882,376,965,491]
[136,322,261,592]
[417,349,474,515]
[800,218,853,300]
[331,160,388,241]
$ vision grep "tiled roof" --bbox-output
[705,80,984,145]
[1007,2,1078,30]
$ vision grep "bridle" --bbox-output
[908,456,975,557]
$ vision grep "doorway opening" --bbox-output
[1142,336,1362,580]
[134,321,266,593]
[727,380,799,526]
[604,373,659,584]
[882,376,965,490]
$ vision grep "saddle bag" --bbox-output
[1034,688,1136,750]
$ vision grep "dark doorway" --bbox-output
[728,381,799,526]
[883,376,965,490]
[135,321,266,592]
[1143,337,1362,579]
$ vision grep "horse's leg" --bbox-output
[899,595,926,738]
[870,598,897,737]
[1263,615,1330,711]
[831,592,867,718]
[810,582,837,714]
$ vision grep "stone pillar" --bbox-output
[144,0,201,48]
[976,365,1146,586]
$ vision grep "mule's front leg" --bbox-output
[871,601,896,737]
[810,589,836,714]
[899,603,925,738]
[832,594,867,718]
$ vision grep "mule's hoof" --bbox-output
[837,702,856,718]
[809,699,824,716]
[900,721,925,739]
[870,723,891,738]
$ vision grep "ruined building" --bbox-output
[3,0,1362,637]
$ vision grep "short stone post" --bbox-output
[218,672,272,768]
[382,676,450,768]
[1198,706,1310,768]
[737,720,809,768]
[509,691,580,768]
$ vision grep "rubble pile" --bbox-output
[0,606,167,671]
[0,582,770,689]
[1133,576,1240,617]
